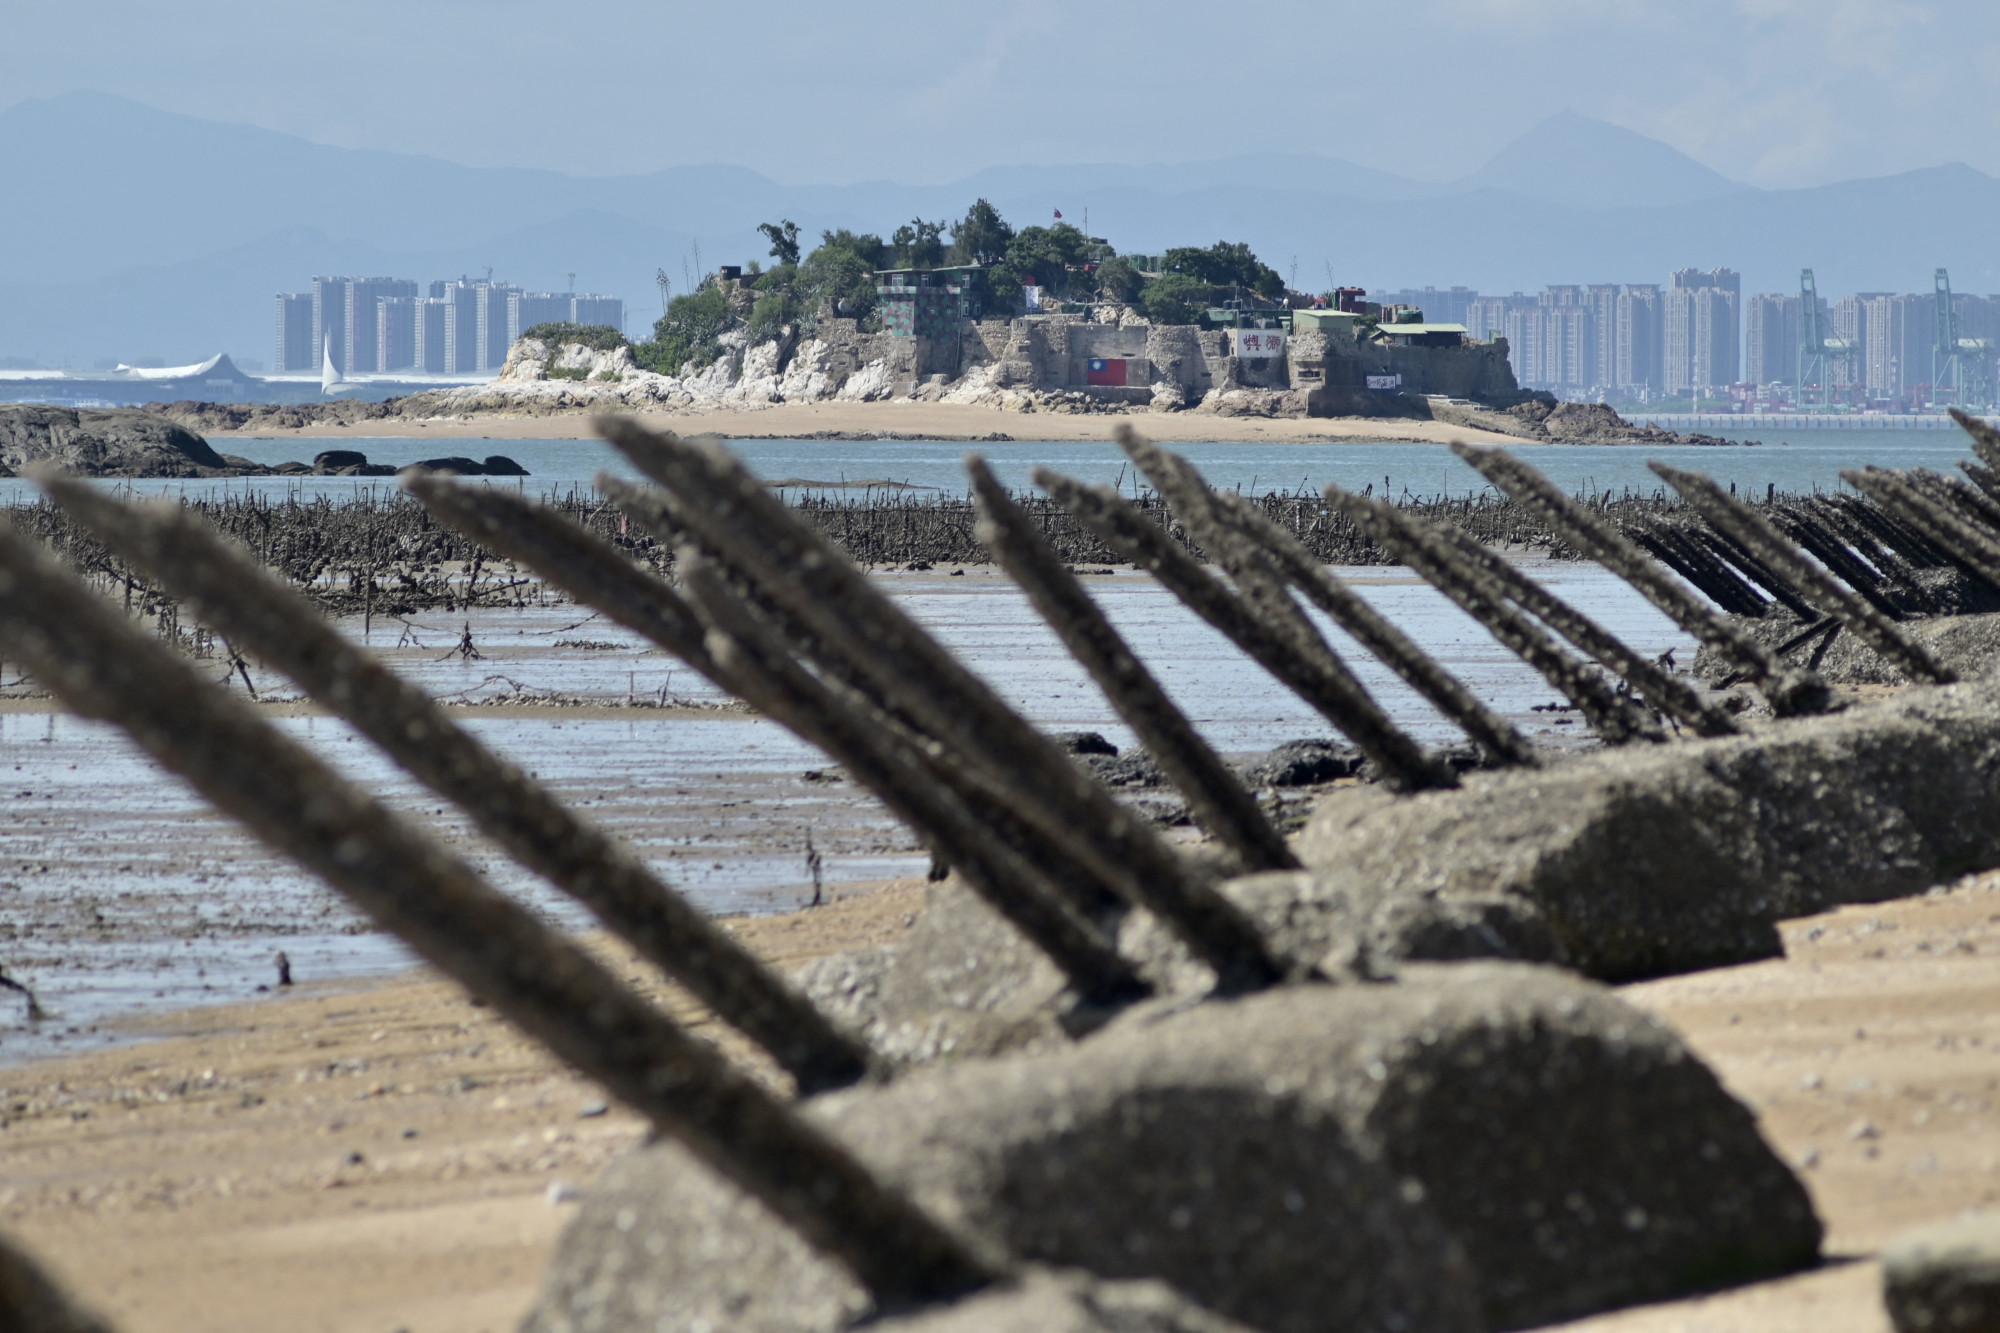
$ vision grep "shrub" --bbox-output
[519,322,628,352]
[634,279,733,375]
[1139,273,1209,326]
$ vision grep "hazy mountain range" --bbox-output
[3,93,1996,368]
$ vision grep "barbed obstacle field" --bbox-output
[17,412,2000,1331]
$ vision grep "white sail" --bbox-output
[320,334,343,393]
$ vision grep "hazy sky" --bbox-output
[4,0,1996,186]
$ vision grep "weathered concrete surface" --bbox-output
[1695,612,2000,687]
[527,964,1816,1333]
[872,1273,1257,1333]
[797,877,1081,1069]
[1291,679,2000,980]
[0,1231,118,1333]
[1882,1212,2000,1332]
[0,406,265,478]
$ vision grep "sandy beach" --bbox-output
[9,868,2000,1333]
[211,401,1527,446]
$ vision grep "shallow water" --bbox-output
[0,562,1696,1062]
[0,426,1985,507]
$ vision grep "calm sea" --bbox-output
[5,424,1976,507]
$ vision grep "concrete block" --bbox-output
[1883,1212,2000,1332]
[872,1272,1257,1333]
[1292,681,2000,979]
[526,964,1816,1333]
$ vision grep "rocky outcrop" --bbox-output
[1430,398,1744,447]
[293,449,528,477]
[0,406,271,478]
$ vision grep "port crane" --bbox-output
[1796,268,1856,408]
[1931,268,1991,410]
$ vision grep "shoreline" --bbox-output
[208,401,1531,446]
[9,873,2000,1332]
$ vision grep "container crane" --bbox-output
[1932,268,1991,410]
[1796,269,1854,408]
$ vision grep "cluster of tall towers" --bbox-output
[274,277,623,376]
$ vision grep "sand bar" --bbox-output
[9,871,2000,1332]
[211,401,1526,446]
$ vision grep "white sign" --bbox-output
[1023,285,1044,312]
[1231,328,1287,357]
[1366,373,1403,391]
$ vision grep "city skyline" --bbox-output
[275,276,623,377]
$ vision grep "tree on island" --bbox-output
[757,219,802,266]
[621,200,1297,373]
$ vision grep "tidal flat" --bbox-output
[0,560,1693,1062]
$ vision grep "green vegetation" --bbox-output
[518,322,628,351]
[616,201,1299,374]
[1160,242,1286,301]
[633,276,734,375]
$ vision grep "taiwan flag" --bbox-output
[1087,357,1127,386]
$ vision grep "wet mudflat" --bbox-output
[0,561,1694,1062]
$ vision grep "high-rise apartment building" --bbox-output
[342,277,419,374]
[1375,286,1479,327]
[1464,294,1523,343]
[507,292,576,345]
[376,297,419,374]
[474,282,522,372]
[1663,268,1739,395]
[414,298,451,373]
[311,275,349,376]
[274,293,314,372]
[571,294,625,331]
[1744,293,1800,386]
[427,279,483,373]
[1831,295,1879,389]
[1615,285,1662,393]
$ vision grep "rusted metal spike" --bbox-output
[1111,428,1493,779]
[1951,408,2000,474]
[1038,469,1457,791]
[1624,518,1772,618]
[1208,489,1538,768]
[1453,442,1829,716]
[1689,521,1821,620]
[1767,506,1908,620]
[594,419,1287,996]
[1844,469,2000,599]
[1914,467,2000,537]
[678,551,1154,1008]
[1650,462,1955,686]
[1414,505,1739,738]
[47,475,874,1096]
[1106,428,1453,790]
[1959,459,2000,507]
[1325,485,1664,744]
[968,457,1298,873]
[408,478,1148,1005]
[594,476,1135,926]
[0,520,998,1311]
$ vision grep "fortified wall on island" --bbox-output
[804,299,1523,414]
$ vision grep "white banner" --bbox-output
[1232,329,1287,357]
[1366,373,1402,390]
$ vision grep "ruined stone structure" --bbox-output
[837,307,1524,413]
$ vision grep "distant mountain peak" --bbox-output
[1457,112,1751,210]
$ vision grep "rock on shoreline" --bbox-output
[0,407,528,480]
[0,405,270,478]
